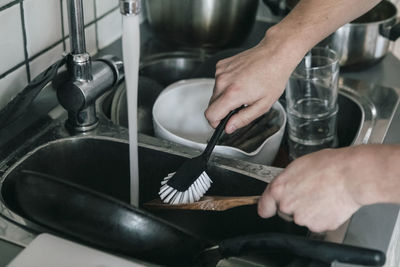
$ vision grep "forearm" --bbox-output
[266,0,382,60]
[347,144,400,205]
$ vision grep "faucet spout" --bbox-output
[67,0,87,54]
[120,0,141,16]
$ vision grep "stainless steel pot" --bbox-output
[144,0,259,48]
[323,0,400,70]
[264,0,400,70]
[139,51,208,86]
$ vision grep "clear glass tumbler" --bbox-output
[286,47,339,159]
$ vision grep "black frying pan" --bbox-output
[1,170,386,266]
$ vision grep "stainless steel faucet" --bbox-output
[54,0,124,132]
[120,0,141,15]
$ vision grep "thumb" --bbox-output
[257,184,278,218]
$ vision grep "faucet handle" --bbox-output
[97,55,125,86]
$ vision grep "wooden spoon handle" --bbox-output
[205,196,260,211]
[144,195,261,211]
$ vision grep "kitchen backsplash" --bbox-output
[0,0,134,111]
[1,0,400,112]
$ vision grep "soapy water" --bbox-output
[122,15,140,206]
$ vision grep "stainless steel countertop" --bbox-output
[335,54,400,267]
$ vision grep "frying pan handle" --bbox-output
[218,233,385,266]
[0,57,66,128]
[389,21,400,41]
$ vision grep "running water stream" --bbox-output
[122,14,140,206]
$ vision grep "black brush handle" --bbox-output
[203,106,244,160]
[218,233,385,266]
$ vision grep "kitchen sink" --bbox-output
[0,136,306,242]
[1,137,131,204]
[0,73,398,266]
[0,135,307,266]
[2,73,396,241]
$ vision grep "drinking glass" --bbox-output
[286,47,339,159]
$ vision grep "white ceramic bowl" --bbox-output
[152,78,286,165]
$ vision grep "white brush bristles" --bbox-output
[159,171,212,204]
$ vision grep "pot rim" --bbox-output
[348,0,397,26]
[140,51,210,68]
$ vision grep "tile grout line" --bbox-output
[0,62,26,80]
[0,20,100,79]
[28,39,65,63]
[19,0,31,83]
[0,0,20,12]
[93,5,120,51]
[93,0,99,51]
[0,38,64,80]
[97,6,119,21]
[1,2,120,80]
[60,0,66,51]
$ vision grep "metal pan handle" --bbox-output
[389,20,400,41]
[0,57,66,128]
[218,233,386,266]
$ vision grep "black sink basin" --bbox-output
[1,137,306,243]
[0,74,397,265]
[336,93,362,147]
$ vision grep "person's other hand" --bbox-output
[257,145,390,233]
[204,28,305,134]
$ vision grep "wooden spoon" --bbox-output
[144,195,260,211]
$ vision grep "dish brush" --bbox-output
[159,106,243,204]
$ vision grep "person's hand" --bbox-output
[204,0,381,134]
[257,145,394,233]
[204,28,306,134]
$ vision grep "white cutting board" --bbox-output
[7,233,151,267]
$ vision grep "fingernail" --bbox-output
[226,124,236,134]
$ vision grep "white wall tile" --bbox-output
[0,66,28,110]
[62,0,95,37]
[97,9,121,49]
[0,5,25,74]
[24,0,62,57]
[85,24,97,55]
[82,0,95,24]
[95,0,118,18]
[29,44,64,78]
[65,24,97,55]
